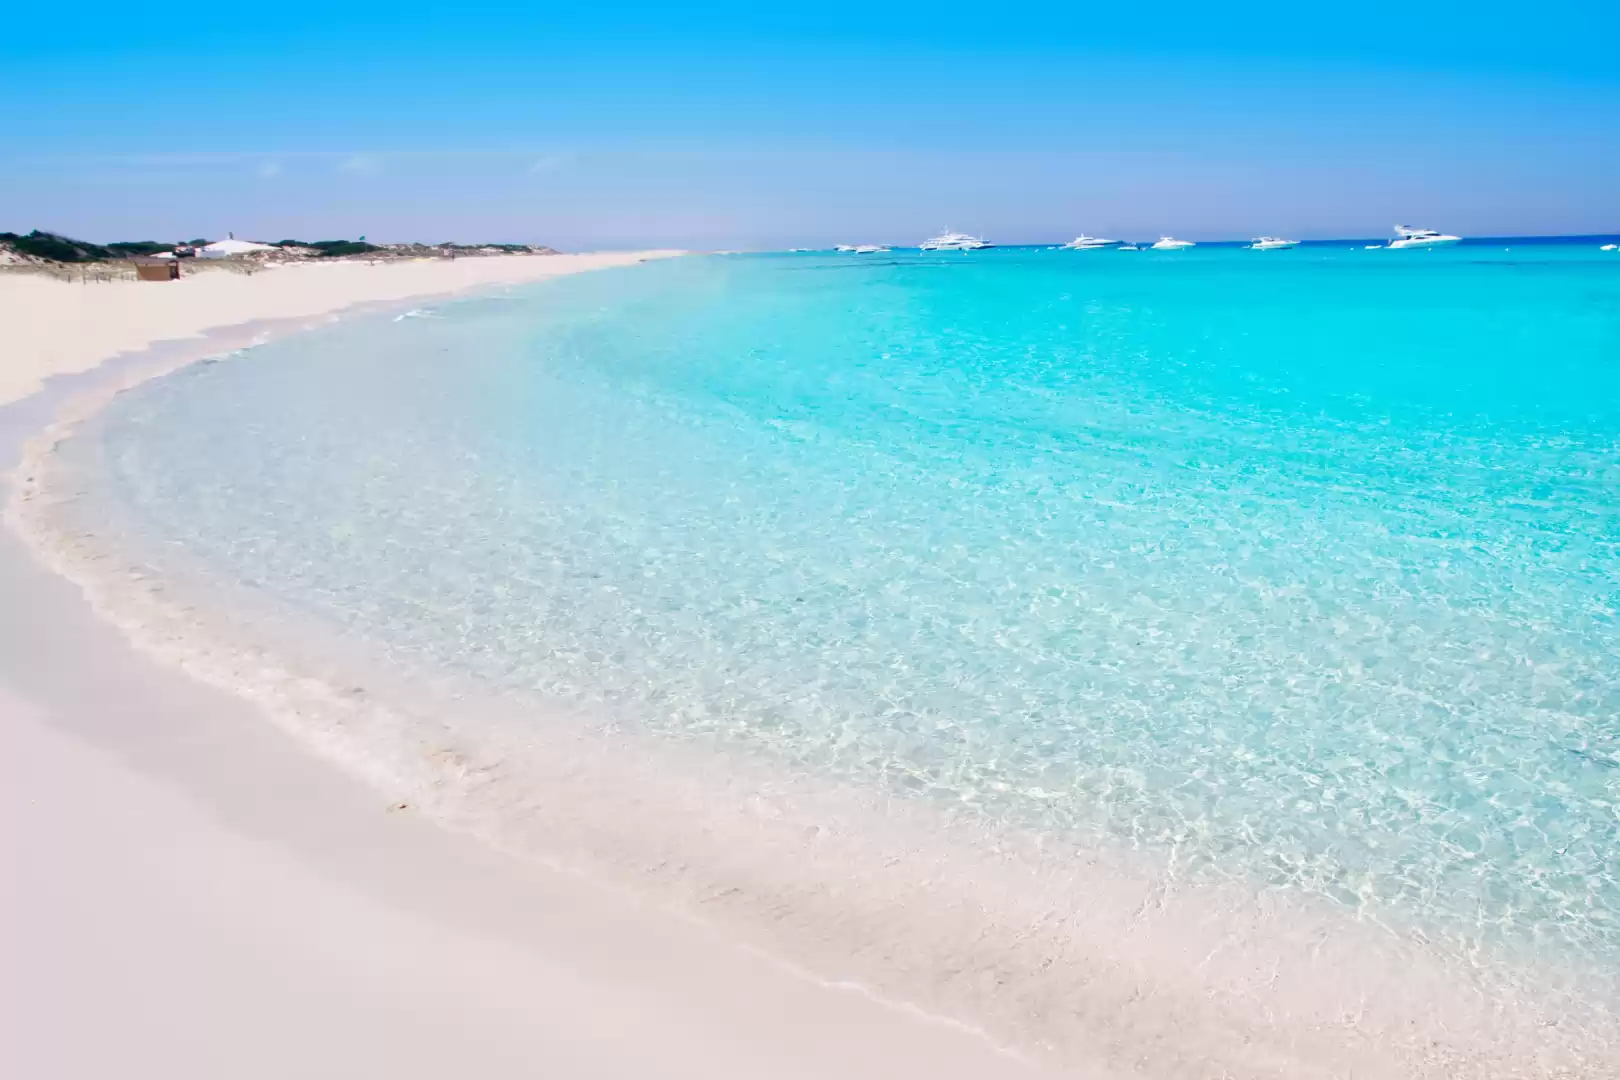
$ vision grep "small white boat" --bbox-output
[1118,243,1142,251]
[1388,225,1461,250]
[1602,244,1618,251]
[834,244,857,253]
[1249,236,1300,250]
[1063,234,1117,250]
[1151,236,1195,250]
[920,230,993,251]
[852,244,889,254]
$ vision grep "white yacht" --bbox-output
[834,244,857,252]
[1151,236,1195,250]
[1388,225,1462,250]
[1602,243,1618,252]
[1063,234,1117,250]
[1249,236,1300,250]
[1118,243,1142,251]
[852,244,889,254]
[920,230,993,251]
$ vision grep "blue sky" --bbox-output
[4,1,1617,248]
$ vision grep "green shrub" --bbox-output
[6,230,114,262]
[309,240,382,257]
[106,241,173,256]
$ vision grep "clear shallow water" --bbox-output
[80,246,1620,971]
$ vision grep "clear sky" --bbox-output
[4,1,1617,248]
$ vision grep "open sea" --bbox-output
[35,240,1620,1073]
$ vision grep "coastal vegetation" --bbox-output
[1,230,212,263]
[274,239,382,257]
[0,231,140,262]
[2,230,558,265]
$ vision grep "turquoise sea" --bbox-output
[55,241,1620,1056]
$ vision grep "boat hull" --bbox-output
[1388,236,1462,250]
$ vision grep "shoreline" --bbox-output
[0,520,1037,1080]
[0,255,1047,1080]
[4,258,1616,1078]
[0,252,686,407]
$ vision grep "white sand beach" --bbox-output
[0,254,685,407]
[0,258,1050,1080]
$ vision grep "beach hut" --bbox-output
[198,238,275,259]
[133,257,181,281]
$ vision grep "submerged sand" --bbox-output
[3,257,1617,1078]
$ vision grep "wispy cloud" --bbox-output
[528,152,576,175]
[338,153,383,176]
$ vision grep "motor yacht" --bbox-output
[1249,236,1300,250]
[1388,225,1462,250]
[1150,236,1195,250]
[920,230,993,251]
[1602,243,1618,252]
[1063,235,1117,249]
[852,244,889,254]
